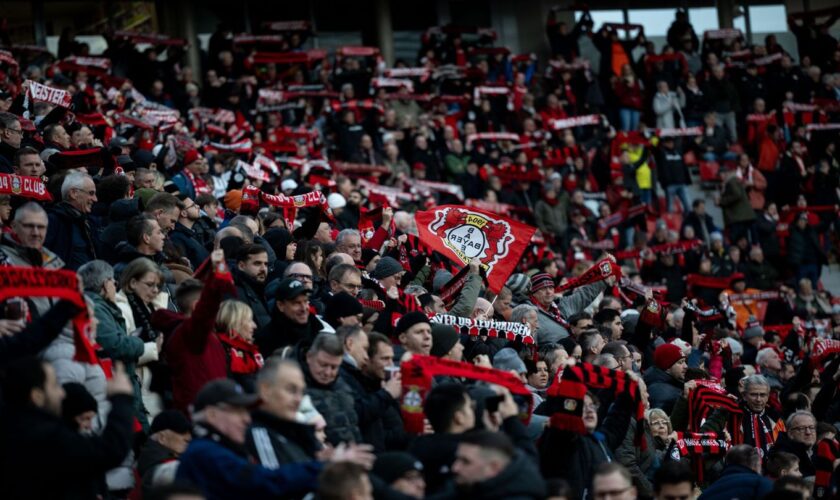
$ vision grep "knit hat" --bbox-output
[373,452,423,484]
[61,382,97,420]
[433,269,453,293]
[327,193,346,209]
[183,149,200,166]
[743,317,764,340]
[493,347,527,374]
[653,343,685,370]
[506,273,531,297]
[395,311,430,337]
[530,273,554,294]
[324,292,363,326]
[430,324,460,358]
[371,256,404,280]
[280,179,298,192]
[150,409,191,435]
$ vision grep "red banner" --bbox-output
[556,257,621,294]
[0,267,95,364]
[415,205,536,293]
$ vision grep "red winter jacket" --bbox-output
[166,270,236,413]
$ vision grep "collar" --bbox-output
[193,422,248,456]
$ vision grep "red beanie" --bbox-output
[183,149,200,166]
[653,343,684,370]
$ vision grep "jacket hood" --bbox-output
[460,453,546,499]
[643,366,683,388]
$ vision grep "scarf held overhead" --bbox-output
[0,267,96,363]
[400,355,533,433]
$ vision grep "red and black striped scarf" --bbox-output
[687,383,744,444]
[814,438,839,499]
[545,362,645,446]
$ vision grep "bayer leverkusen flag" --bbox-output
[415,205,536,293]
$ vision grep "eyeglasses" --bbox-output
[649,420,670,427]
[4,128,22,135]
[288,273,313,282]
[340,282,362,291]
[790,425,816,433]
[140,281,160,290]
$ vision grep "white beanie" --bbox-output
[280,179,298,192]
[327,193,347,209]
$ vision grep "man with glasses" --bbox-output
[770,411,818,480]
[170,193,209,269]
[335,229,363,262]
[0,202,63,328]
[591,463,637,500]
[45,171,98,270]
[328,263,363,297]
[0,111,23,173]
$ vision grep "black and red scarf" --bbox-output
[814,438,840,499]
[545,362,645,445]
[218,332,264,375]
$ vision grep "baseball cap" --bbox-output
[275,277,312,301]
[193,379,259,412]
[150,409,191,435]
[373,452,424,484]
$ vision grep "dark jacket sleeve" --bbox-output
[0,300,81,366]
[501,415,539,464]
[601,392,635,452]
[59,393,135,470]
[179,271,236,352]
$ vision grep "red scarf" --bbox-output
[400,355,532,433]
[0,267,96,363]
[217,333,263,375]
[555,257,621,293]
[183,168,211,197]
[530,295,569,328]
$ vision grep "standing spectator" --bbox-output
[652,81,684,130]
[787,212,825,287]
[656,136,692,212]
[718,170,756,244]
[703,64,741,142]
[215,299,262,393]
[614,65,644,132]
[232,244,271,331]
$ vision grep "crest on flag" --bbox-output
[415,205,535,293]
[428,206,513,267]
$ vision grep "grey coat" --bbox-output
[537,281,607,346]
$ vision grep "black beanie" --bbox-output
[61,382,97,428]
[430,324,460,357]
[395,311,430,337]
[325,292,364,326]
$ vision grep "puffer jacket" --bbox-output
[40,327,109,431]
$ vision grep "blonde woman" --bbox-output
[216,299,263,392]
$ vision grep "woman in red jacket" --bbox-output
[165,250,237,413]
[216,299,263,393]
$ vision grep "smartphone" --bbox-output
[5,298,25,321]
[384,366,399,382]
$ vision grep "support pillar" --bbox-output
[375,0,394,66]
[716,0,735,29]
[32,0,46,47]
[181,1,202,78]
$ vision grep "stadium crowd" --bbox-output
[0,4,837,500]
